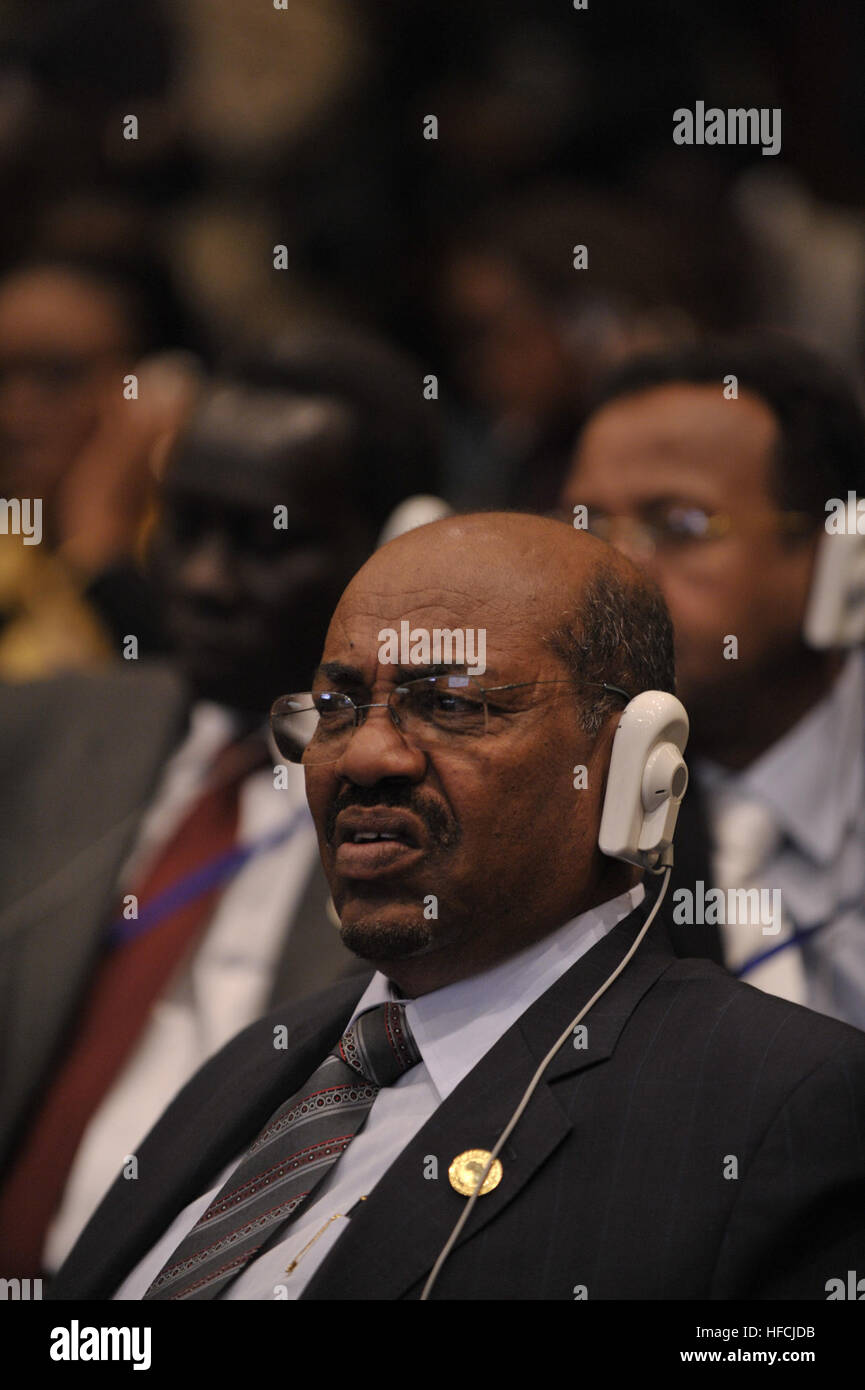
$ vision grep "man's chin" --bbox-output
[337,899,442,964]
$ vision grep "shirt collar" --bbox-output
[699,650,864,865]
[347,883,645,1103]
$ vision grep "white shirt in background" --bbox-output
[44,702,318,1272]
[700,650,865,1027]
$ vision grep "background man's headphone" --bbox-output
[803,498,865,648]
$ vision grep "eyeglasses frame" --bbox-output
[270,676,633,763]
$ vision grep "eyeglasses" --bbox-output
[270,674,632,765]
[582,504,814,559]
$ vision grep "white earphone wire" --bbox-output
[419,865,673,1300]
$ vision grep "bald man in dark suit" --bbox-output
[52,515,865,1300]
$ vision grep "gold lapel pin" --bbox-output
[448,1149,503,1197]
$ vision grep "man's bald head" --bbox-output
[355,511,599,624]
[338,512,675,732]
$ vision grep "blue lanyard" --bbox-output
[732,923,823,979]
[107,804,312,949]
[732,886,865,979]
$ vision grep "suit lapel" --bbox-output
[51,973,373,1298]
[303,900,676,1300]
[55,898,678,1300]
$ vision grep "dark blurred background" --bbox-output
[1,0,865,674]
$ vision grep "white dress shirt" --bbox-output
[114,882,645,1300]
[44,702,318,1273]
[699,649,865,1027]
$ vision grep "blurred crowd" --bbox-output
[2,0,865,1279]
[2,2,865,676]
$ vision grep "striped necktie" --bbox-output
[143,1001,421,1300]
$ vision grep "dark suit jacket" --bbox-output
[0,665,362,1179]
[51,899,865,1300]
[660,775,723,963]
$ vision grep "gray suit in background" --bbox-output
[0,664,361,1182]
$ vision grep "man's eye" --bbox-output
[433,693,476,715]
[314,693,352,718]
[409,688,485,724]
[656,507,711,539]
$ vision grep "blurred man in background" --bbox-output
[0,324,443,1278]
[0,253,198,676]
[431,186,732,511]
[560,334,865,1028]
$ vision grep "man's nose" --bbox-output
[334,704,427,787]
[176,530,239,602]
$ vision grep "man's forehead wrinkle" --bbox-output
[339,580,515,625]
[345,571,502,602]
[356,556,584,613]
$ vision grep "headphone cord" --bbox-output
[419,865,673,1300]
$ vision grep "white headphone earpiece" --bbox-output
[598,690,689,872]
[803,498,865,648]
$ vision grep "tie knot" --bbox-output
[337,1002,421,1087]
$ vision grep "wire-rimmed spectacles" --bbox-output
[270,674,631,765]
[578,504,813,561]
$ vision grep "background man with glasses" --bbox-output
[560,334,865,1027]
[52,513,865,1300]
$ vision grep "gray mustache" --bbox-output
[325,784,460,851]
